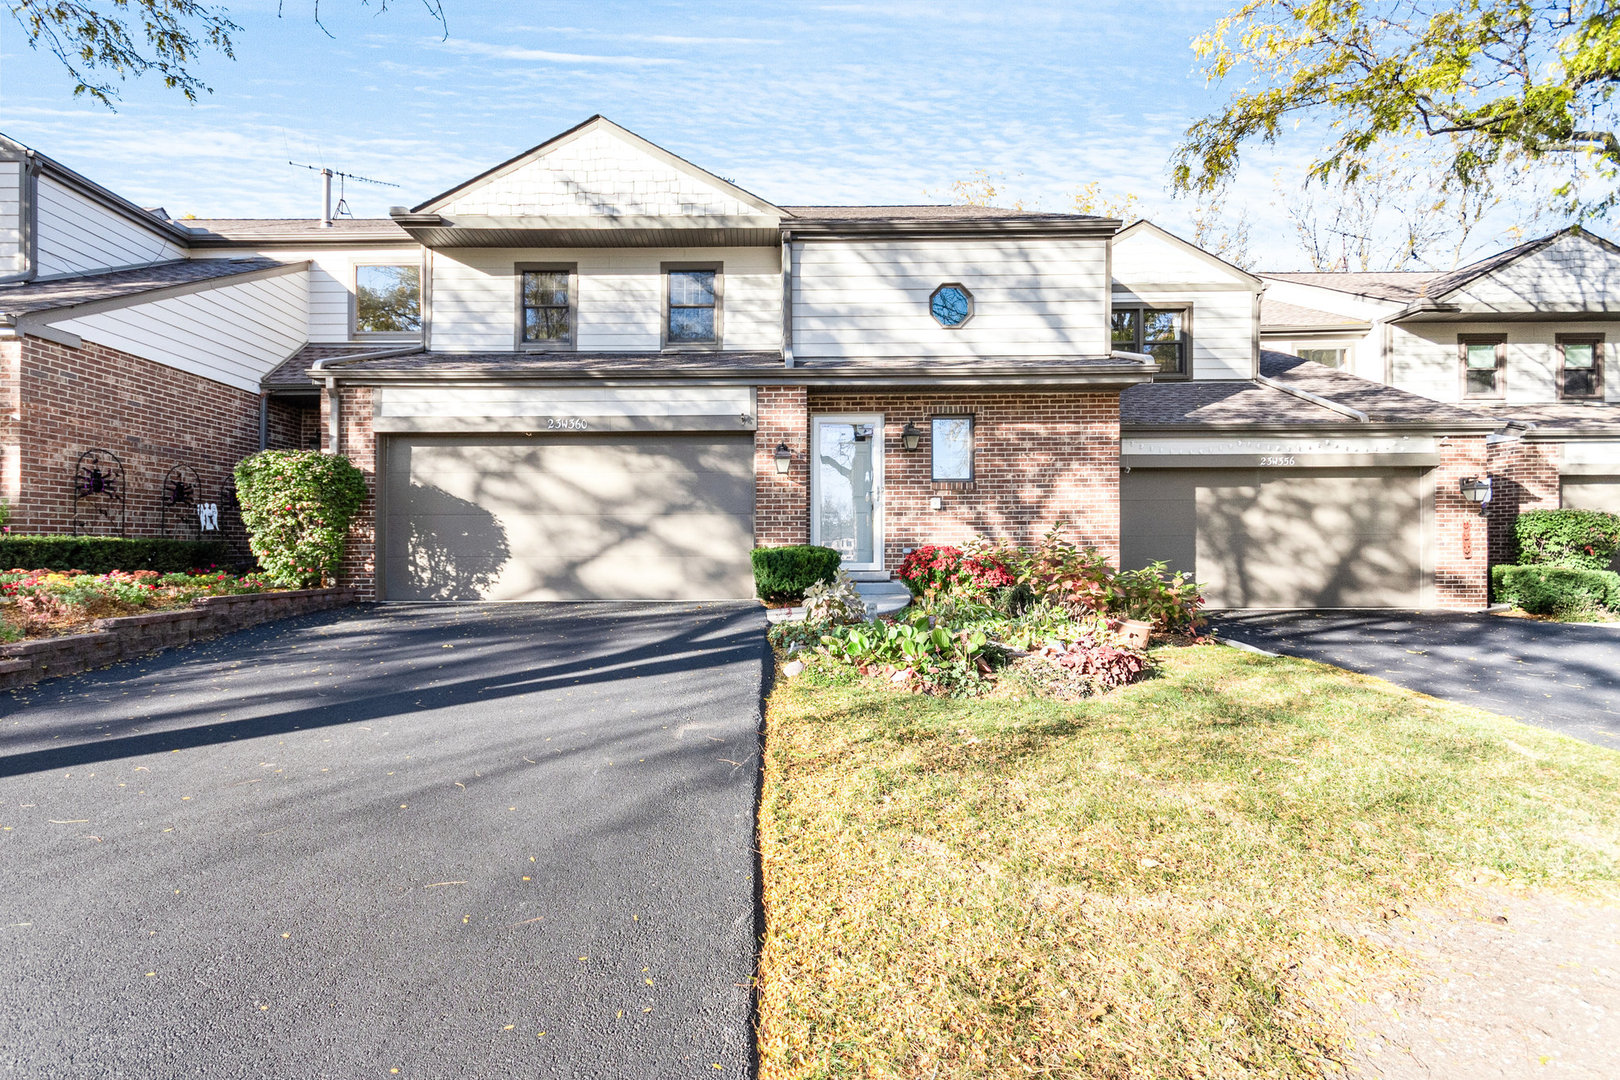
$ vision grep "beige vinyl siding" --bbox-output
[1450,234,1620,314]
[430,246,781,353]
[33,175,183,277]
[1390,320,1620,404]
[49,270,308,392]
[792,238,1108,358]
[441,124,758,218]
[0,160,23,276]
[193,245,420,343]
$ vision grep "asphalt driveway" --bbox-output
[1212,611,1620,750]
[0,602,769,1079]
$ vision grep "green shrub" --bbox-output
[234,450,368,587]
[1514,509,1620,570]
[751,544,841,603]
[0,536,231,574]
[1492,563,1620,617]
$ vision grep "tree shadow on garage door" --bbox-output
[394,483,512,601]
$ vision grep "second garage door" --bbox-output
[1122,468,1429,609]
[381,433,755,601]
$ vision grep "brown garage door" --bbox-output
[382,434,755,601]
[1122,468,1427,609]
[1562,477,1620,514]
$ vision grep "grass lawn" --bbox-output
[756,642,1620,1079]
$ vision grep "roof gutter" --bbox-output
[1254,372,1369,423]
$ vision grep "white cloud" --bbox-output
[436,40,678,66]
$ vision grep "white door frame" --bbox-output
[809,412,885,571]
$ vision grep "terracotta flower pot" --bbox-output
[1118,618,1153,650]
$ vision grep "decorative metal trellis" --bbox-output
[72,449,126,536]
[217,477,252,564]
[160,464,203,540]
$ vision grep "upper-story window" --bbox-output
[1558,334,1604,399]
[929,283,974,328]
[664,265,721,348]
[518,264,576,349]
[353,265,421,337]
[1460,334,1506,398]
[1112,306,1189,378]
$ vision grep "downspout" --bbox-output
[258,395,269,450]
[1255,372,1370,422]
[780,231,794,368]
[324,377,340,454]
[0,157,40,286]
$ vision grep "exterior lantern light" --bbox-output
[1459,475,1492,515]
[901,421,923,452]
[773,441,793,475]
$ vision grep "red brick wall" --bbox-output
[1434,435,1491,608]
[321,386,377,600]
[802,391,1122,569]
[3,335,263,537]
[755,386,810,546]
[1485,438,1561,565]
[266,398,320,451]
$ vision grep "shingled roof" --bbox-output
[1260,297,1371,331]
[0,258,287,318]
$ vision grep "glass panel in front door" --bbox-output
[816,422,876,565]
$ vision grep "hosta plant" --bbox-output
[801,570,868,625]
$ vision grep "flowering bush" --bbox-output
[897,544,1018,598]
[0,568,279,638]
[1107,562,1206,632]
[234,450,368,588]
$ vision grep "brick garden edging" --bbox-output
[0,587,355,690]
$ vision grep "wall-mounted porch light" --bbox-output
[1459,475,1492,516]
[901,421,923,452]
[773,441,793,475]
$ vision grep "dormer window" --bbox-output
[353,264,421,338]
[665,265,721,348]
[1112,305,1189,378]
[518,264,576,349]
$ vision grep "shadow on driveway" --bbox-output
[0,602,768,1080]
[1212,610,1620,750]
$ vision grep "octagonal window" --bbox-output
[929,283,973,328]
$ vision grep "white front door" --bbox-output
[810,414,884,571]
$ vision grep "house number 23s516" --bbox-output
[547,417,589,430]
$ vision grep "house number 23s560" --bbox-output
[547,417,589,430]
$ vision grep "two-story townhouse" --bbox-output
[0,116,1496,608]
[1257,229,1620,562]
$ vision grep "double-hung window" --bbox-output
[518,264,576,349]
[353,264,421,337]
[1558,334,1604,399]
[664,265,722,348]
[1460,334,1507,398]
[1111,306,1189,377]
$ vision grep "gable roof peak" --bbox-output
[410,115,781,219]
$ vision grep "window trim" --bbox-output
[1459,333,1507,400]
[350,260,424,341]
[661,262,723,351]
[929,282,975,329]
[514,262,578,351]
[1556,333,1604,401]
[1112,302,1193,380]
[929,414,975,483]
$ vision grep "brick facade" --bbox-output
[1434,435,1491,608]
[321,387,378,600]
[266,398,321,451]
[754,386,811,547]
[1484,438,1561,565]
[803,390,1122,567]
[2,335,263,538]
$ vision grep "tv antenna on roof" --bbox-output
[288,161,400,227]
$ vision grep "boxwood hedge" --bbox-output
[751,544,841,604]
[1491,563,1620,617]
[0,536,232,574]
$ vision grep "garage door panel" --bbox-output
[384,434,754,602]
[1124,467,1426,609]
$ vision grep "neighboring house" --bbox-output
[0,117,1500,608]
[1258,230,1620,561]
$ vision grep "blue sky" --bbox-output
[0,0,1529,267]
